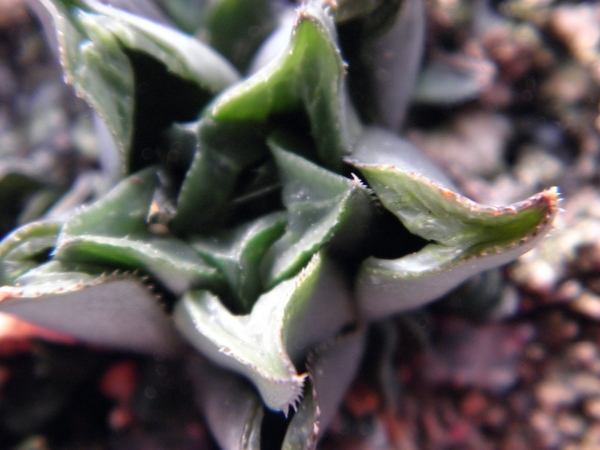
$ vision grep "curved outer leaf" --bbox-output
[282,328,366,449]
[261,145,374,289]
[82,0,240,92]
[174,252,355,412]
[206,0,362,171]
[53,168,223,295]
[0,221,61,284]
[350,156,559,320]
[34,0,134,176]
[188,355,263,450]
[191,211,287,313]
[33,0,239,177]
[0,274,185,357]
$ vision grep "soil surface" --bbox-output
[0,0,599,449]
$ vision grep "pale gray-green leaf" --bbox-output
[188,355,263,450]
[0,275,184,356]
[54,168,222,295]
[174,253,355,412]
[352,160,559,319]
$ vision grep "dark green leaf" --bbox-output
[261,144,373,289]
[283,329,366,449]
[54,167,223,295]
[172,120,271,235]
[191,212,287,313]
[204,1,362,171]
[342,0,425,128]
[36,0,239,176]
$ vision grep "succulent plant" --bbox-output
[0,0,559,447]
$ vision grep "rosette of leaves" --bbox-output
[0,0,558,448]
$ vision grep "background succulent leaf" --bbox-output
[246,7,296,75]
[0,221,60,284]
[413,58,490,106]
[282,379,319,450]
[191,211,287,314]
[341,0,425,129]
[188,355,263,450]
[206,0,361,171]
[0,276,184,356]
[174,252,355,412]
[157,0,206,35]
[283,329,366,449]
[261,144,374,288]
[197,0,278,72]
[330,0,384,23]
[348,126,457,189]
[54,167,223,295]
[353,160,559,319]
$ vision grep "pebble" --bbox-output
[583,397,600,420]
[571,291,600,320]
[567,341,598,366]
[556,411,586,438]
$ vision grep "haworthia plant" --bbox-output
[0,0,559,448]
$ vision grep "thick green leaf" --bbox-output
[36,0,134,176]
[0,221,61,284]
[35,0,239,176]
[351,157,559,319]
[204,1,362,171]
[261,144,373,289]
[54,168,223,295]
[81,0,240,92]
[174,252,355,412]
[172,120,272,235]
[191,212,287,313]
[0,271,184,356]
